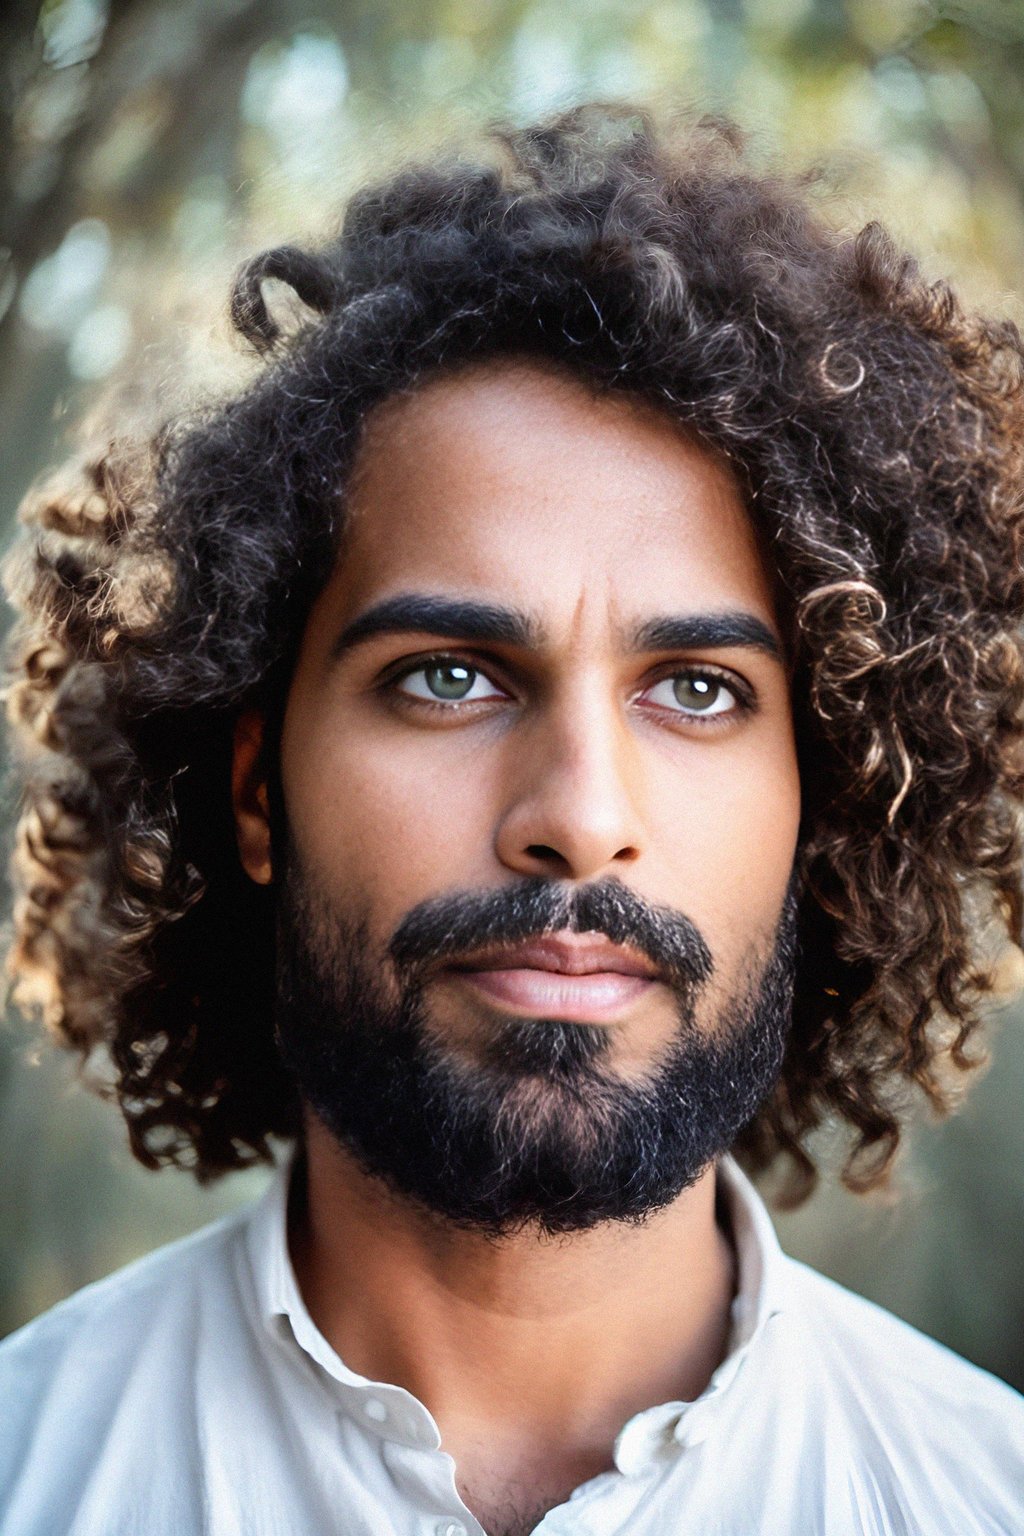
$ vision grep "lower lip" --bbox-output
[453,968,654,1022]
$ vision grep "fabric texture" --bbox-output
[1,1155,1021,1535]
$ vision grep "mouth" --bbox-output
[441,931,661,1023]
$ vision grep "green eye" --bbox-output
[424,662,475,699]
[673,675,721,711]
[395,659,501,704]
[646,671,738,716]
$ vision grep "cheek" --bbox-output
[646,736,800,964]
[280,713,500,918]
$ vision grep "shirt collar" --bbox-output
[611,1157,790,1471]
[246,1154,444,1449]
[717,1153,789,1354]
[244,1149,789,1454]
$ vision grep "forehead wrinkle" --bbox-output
[547,581,625,660]
[569,587,589,645]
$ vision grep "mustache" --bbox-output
[388,876,714,991]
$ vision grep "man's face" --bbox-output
[241,359,801,1232]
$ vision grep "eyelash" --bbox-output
[382,652,756,724]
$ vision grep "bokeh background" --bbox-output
[1,0,1023,1390]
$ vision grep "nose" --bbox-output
[493,683,645,882]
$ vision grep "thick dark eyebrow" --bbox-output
[331,593,782,664]
[630,612,782,661]
[331,593,542,657]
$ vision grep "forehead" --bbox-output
[331,359,779,637]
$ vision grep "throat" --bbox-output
[445,1413,621,1536]
[457,1458,608,1536]
[475,1507,557,1536]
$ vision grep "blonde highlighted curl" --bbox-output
[6,105,1024,1201]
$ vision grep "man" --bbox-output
[2,104,1023,1534]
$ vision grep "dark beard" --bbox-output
[274,862,798,1237]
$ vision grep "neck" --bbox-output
[289,1116,737,1490]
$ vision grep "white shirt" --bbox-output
[1,1155,1022,1536]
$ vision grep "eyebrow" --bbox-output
[631,612,782,660]
[331,592,782,662]
[331,594,542,656]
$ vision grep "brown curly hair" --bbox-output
[6,104,1024,1202]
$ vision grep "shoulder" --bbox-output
[0,1200,253,1368]
[779,1256,1024,1526]
[786,1254,1022,1406]
[0,1203,260,1523]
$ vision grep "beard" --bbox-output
[274,854,798,1237]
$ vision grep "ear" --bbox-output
[232,709,274,885]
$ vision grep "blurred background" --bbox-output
[1,0,1022,1389]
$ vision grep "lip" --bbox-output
[456,968,653,1021]
[449,932,661,979]
[442,931,661,1023]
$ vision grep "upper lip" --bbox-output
[447,931,661,979]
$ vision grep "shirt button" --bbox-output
[363,1397,389,1424]
[436,1523,466,1536]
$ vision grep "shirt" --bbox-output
[1,1155,1022,1536]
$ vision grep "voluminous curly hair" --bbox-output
[5,104,1024,1200]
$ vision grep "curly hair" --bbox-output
[6,103,1024,1202]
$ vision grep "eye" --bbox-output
[393,658,506,705]
[643,669,743,718]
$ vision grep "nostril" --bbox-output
[525,844,569,870]
[522,843,640,872]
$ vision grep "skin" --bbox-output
[232,359,801,1534]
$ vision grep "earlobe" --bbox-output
[232,709,274,885]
